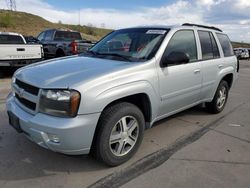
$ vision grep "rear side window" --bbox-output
[198,31,220,60]
[216,33,234,57]
[165,30,197,62]
[54,31,82,41]
[0,35,24,44]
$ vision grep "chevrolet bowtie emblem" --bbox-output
[18,88,25,98]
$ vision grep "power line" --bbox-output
[6,0,16,11]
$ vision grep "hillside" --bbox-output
[231,42,250,49]
[0,10,112,41]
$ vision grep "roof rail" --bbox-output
[182,23,223,32]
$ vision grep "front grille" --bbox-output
[16,94,36,111]
[16,79,39,96]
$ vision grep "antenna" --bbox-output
[6,0,16,11]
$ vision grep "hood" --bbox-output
[15,56,136,88]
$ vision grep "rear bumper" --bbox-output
[0,58,43,67]
[6,93,100,155]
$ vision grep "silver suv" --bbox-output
[7,24,238,166]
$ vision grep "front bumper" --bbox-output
[6,94,100,155]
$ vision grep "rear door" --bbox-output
[197,30,221,100]
[157,30,202,116]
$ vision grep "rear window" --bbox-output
[54,31,82,41]
[198,31,220,60]
[0,35,24,44]
[216,33,234,57]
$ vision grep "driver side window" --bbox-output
[37,32,45,41]
[163,30,197,64]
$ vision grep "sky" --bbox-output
[1,0,250,43]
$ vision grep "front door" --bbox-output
[157,30,202,117]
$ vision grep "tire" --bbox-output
[206,80,229,114]
[92,102,145,166]
[0,71,4,79]
[56,49,65,57]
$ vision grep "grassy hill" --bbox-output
[231,42,250,49]
[0,10,112,41]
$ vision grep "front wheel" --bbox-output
[206,80,229,114]
[92,102,145,166]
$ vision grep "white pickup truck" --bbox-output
[0,32,43,76]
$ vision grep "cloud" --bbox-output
[1,0,250,42]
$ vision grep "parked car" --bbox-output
[7,24,238,166]
[37,29,94,58]
[233,49,241,59]
[234,48,250,59]
[0,32,44,77]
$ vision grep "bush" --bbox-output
[0,13,13,27]
[85,24,96,36]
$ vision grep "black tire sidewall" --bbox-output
[0,72,4,79]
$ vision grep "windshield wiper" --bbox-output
[83,50,99,56]
[96,53,133,62]
[82,51,133,62]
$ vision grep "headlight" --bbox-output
[39,89,81,118]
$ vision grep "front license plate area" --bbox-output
[8,111,23,133]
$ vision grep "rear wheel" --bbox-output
[206,80,229,114]
[56,49,65,57]
[92,102,145,166]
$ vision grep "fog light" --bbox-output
[48,133,60,143]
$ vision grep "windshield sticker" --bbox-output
[146,30,167,35]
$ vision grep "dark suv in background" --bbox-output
[37,29,94,58]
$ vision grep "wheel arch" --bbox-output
[101,93,152,123]
[221,73,233,89]
[56,47,65,57]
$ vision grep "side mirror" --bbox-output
[161,51,190,67]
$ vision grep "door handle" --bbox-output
[16,48,25,51]
[194,69,201,74]
[218,64,224,69]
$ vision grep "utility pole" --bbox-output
[6,0,16,11]
[78,9,81,32]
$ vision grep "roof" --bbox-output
[0,32,23,36]
[42,28,79,33]
[124,23,223,33]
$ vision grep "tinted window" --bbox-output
[216,33,234,57]
[54,31,82,41]
[210,33,220,58]
[198,31,220,60]
[164,30,197,62]
[44,30,54,41]
[0,35,24,44]
[37,32,45,41]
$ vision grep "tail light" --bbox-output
[70,41,78,55]
[41,46,44,58]
[237,58,240,72]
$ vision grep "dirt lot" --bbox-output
[0,60,250,188]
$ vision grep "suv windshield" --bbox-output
[88,28,169,62]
